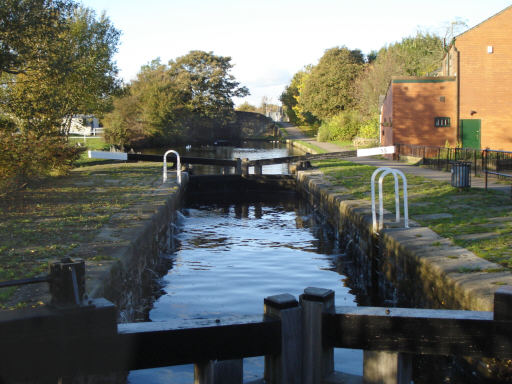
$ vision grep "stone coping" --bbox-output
[296,169,512,311]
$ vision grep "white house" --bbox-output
[68,115,101,136]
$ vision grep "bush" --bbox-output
[358,115,380,139]
[317,111,362,142]
[0,130,84,194]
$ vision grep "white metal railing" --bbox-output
[371,167,409,232]
[163,150,181,184]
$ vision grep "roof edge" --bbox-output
[454,4,512,40]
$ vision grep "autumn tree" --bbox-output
[356,33,445,117]
[279,67,316,125]
[299,47,364,120]
[104,51,249,146]
[236,102,258,113]
[0,0,120,192]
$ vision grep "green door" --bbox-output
[461,119,481,149]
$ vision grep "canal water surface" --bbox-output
[129,143,362,383]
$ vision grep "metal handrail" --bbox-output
[163,150,181,184]
[371,167,409,232]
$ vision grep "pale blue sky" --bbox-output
[80,0,512,106]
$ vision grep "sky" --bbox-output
[80,0,512,107]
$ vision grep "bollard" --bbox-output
[300,287,334,384]
[49,258,85,307]
[264,293,302,384]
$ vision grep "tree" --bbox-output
[0,0,74,76]
[280,67,316,125]
[1,4,121,136]
[236,102,258,113]
[299,47,365,120]
[168,51,249,122]
[355,33,445,117]
[104,51,249,146]
[0,0,120,192]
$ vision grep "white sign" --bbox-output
[357,146,395,157]
[88,150,128,160]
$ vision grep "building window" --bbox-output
[435,117,451,127]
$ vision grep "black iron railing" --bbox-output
[396,143,512,184]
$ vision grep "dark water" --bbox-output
[128,143,363,383]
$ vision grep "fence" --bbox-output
[396,143,512,182]
[1,260,512,384]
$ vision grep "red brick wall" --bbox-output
[391,78,457,147]
[455,6,512,150]
[380,84,394,146]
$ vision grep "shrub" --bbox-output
[0,130,84,194]
[358,115,380,139]
[317,111,362,142]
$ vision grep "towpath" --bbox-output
[281,123,510,193]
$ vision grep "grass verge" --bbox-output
[313,159,512,270]
[296,140,328,154]
[0,162,165,307]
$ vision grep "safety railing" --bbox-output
[371,167,409,232]
[163,149,181,184]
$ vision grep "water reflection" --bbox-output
[128,199,362,384]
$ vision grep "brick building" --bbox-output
[381,5,512,150]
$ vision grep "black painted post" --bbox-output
[49,258,85,307]
[484,149,489,191]
[300,287,334,384]
[194,359,243,384]
[264,293,302,384]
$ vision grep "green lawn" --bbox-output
[68,136,115,167]
[314,159,512,270]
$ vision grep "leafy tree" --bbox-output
[236,102,258,113]
[355,33,445,117]
[280,67,316,125]
[104,51,249,146]
[299,47,364,120]
[1,5,121,136]
[0,0,74,75]
[168,50,249,123]
[0,0,119,192]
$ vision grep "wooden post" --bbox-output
[300,287,334,384]
[235,158,242,175]
[264,293,302,384]
[363,351,412,384]
[494,286,512,321]
[49,258,85,307]
[194,359,243,384]
[241,158,249,176]
[254,161,263,175]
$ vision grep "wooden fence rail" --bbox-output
[2,275,512,383]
